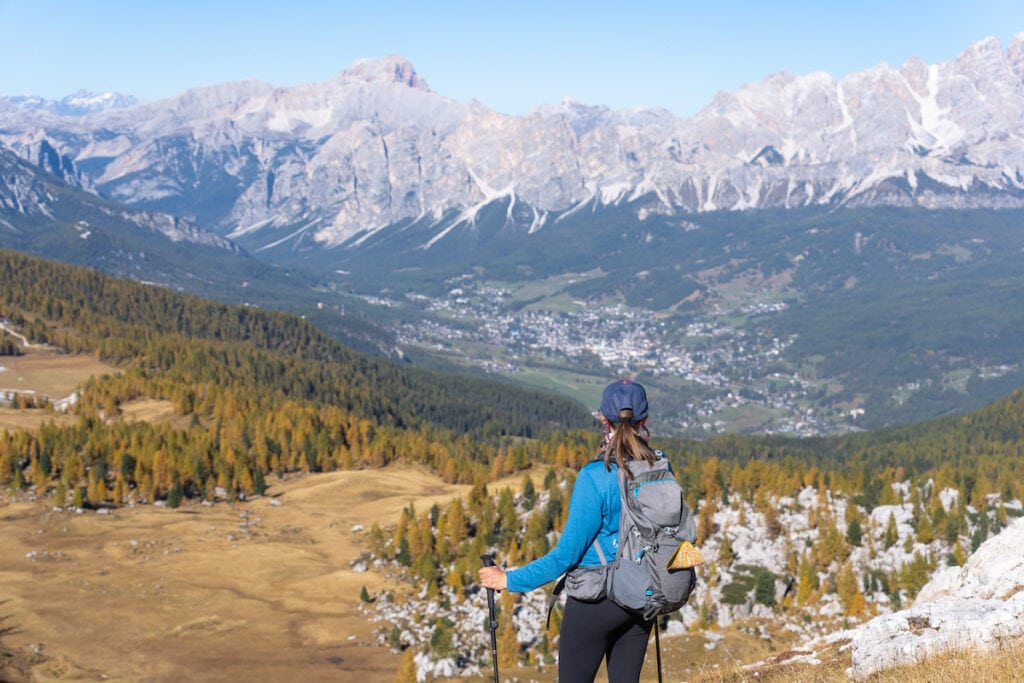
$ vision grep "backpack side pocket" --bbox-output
[564,565,609,602]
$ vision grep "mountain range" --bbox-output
[2,36,1024,259]
[3,90,138,116]
[4,36,1024,434]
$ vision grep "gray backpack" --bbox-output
[604,451,697,619]
[557,451,698,622]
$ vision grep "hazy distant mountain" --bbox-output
[3,90,139,116]
[2,37,1023,259]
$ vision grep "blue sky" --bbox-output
[3,1,1023,117]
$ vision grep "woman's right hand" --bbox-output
[478,565,507,591]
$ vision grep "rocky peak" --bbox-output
[338,55,429,91]
[952,37,1021,98]
[1005,33,1024,83]
[955,35,1008,69]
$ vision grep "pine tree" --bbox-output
[796,553,819,606]
[846,516,863,547]
[883,512,899,549]
[446,498,468,548]
[931,502,949,540]
[393,647,417,683]
[915,508,934,543]
[946,505,965,544]
[696,497,718,545]
[429,622,454,658]
[166,481,182,508]
[521,475,536,507]
[836,559,865,617]
[112,479,126,505]
[252,468,266,496]
[497,488,517,545]
[879,481,899,505]
[698,600,712,630]
[71,485,86,508]
[442,562,464,596]
[754,570,776,607]
[496,590,519,668]
[700,457,722,502]
[761,495,782,539]
[396,538,412,566]
[53,480,67,507]
[898,551,935,598]
[951,538,968,566]
[815,517,848,571]
[718,534,736,565]
[970,509,987,552]
[87,476,107,507]
[997,503,1009,528]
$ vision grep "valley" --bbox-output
[6,36,1024,437]
[350,202,1024,438]
[384,271,827,437]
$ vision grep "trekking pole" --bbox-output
[480,554,500,683]
[654,618,663,683]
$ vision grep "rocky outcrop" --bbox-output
[845,516,1024,680]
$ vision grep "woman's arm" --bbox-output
[502,468,604,593]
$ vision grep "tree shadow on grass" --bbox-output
[0,601,19,638]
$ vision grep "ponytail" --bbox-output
[602,408,656,478]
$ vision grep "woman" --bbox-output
[478,379,661,683]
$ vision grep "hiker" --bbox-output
[478,379,668,683]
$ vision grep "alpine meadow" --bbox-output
[2,28,1024,683]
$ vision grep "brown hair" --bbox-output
[603,408,656,479]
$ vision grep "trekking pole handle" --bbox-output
[480,555,500,683]
[480,555,499,625]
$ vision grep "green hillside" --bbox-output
[0,250,594,506]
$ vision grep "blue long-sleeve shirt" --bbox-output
[506,459,621,593]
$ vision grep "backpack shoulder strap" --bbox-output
[545,465,615,628]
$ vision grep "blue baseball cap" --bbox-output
[600,380,649,424]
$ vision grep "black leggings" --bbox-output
[558,596,653,683]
